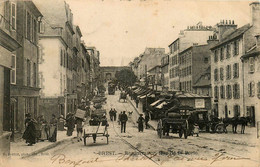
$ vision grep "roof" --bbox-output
[241,46,260,59]
[211,24,252,50]
[193,67,211,87]
[176,92,210,98]
[168,38,179,47]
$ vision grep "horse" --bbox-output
[223,116,251,134]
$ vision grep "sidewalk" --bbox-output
[127,96,157,130]
[10,130,76,159]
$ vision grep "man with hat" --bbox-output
[120,111,128,133]
[137,114,145,132]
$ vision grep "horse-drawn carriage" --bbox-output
[157,105,194,139]
[119,91,127,102]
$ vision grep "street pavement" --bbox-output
[3,90,260,167]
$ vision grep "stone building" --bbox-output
[135,48,166,80]
[210,2,260,119]
[161,54,169,89]
[178,41,217,96]
[10,1,42,133]
[168,23,215,91]
[36,0,77,121]
[0,0,21,155]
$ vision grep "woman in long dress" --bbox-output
[38,115,48,141]
[49,114,58,142]
[66,112,75,136]
[22,113,37,146]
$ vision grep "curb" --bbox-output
[126,97,156,130]
[21,136,75,159]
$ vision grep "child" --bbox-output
[193,124,199,137]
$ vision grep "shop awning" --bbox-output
[156,101,167,109]
[140,95,147,99]
[150,99,163,106]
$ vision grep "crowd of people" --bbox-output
[22,112,86,146]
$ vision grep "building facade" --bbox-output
[100,66,131,82]
[168,23,215,91]
[211,2,260,120]
[10,1,42,133]
[37,1,77,121]
[161,54,169,89]
[0,0,21,155]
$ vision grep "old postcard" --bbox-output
[0,0,259,167]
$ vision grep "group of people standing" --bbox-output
[109,108,117,121]
[22,113,58,146]
[137,113,150,132]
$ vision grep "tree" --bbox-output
[115,69,137,86]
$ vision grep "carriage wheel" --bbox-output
[157,119,163,138]
[83,130,86,146]
[215,124,224,133]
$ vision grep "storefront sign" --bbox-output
[195,99,205,108]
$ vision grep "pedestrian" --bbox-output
[137,114,145,132]
[22,113,37,146]
[75,117,84,142]
[120,111,128,133]
[113,108,117,121]
[109,108,114,121]
[49,114,58,142]
[145,113,150,129]
[118,112,123,125]
[38,115,48,141]
[193,123,199,137]
[65,112,75,136]
[135,98,139,108]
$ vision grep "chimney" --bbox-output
[250,2,260,36]
[216,19,237,41]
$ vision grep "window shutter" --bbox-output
[237,63,239,78]
[248,83,251,97]
[4,1,11,30]
[233,85,235,98]
[233,64,235,78]
[238,84,240,98]
[60,49,63,66]
[252,82,255,97]
[258,82,260,98]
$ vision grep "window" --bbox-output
[220,47,224,60]
[226,44,231,59]
[33,63,37,87]
[226,65,231,80]
[26,12,31,40]
[214,50,218,62]
[234,105,240,117]
[249,57,255,73]
[248,82,255,97]
[11,2,16,30]
[204,57,209,63]
[214,86,219,99]
[33,19,37,43]
[220,68,224,81]
[233,83,240,99]
[220,85,225,99]
[27,59,31,86]
[233,63,239,78]
[226,85,232,99]
[233,40,239,56]
[214,69,218,81]
[10,54,16,84]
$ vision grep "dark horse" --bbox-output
[223,117,251,134]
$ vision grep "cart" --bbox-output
[83,122,109,146]
[119,92,127,102]
[157,106,194,139]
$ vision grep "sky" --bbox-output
[65,0,253,66]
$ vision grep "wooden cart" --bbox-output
[83,122,109,146]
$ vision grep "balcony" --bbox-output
[0,14,21,51]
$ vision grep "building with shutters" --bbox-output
[210,2,260,122]
[36,0,77,121]
[9,1,42,134]
[0,0,21,155]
